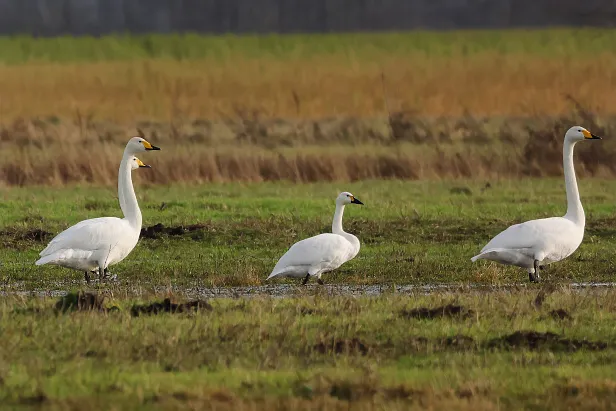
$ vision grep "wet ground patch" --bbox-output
[130,298,213,316]
[400,304,474,320]
[487,331,608,352]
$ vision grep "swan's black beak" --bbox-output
[139,164,152,168]
[147,145,161,151]
[590,134,602,140]
[351,197,363,205]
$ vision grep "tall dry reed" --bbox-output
[0,110,614,186]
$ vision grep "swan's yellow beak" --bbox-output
[136,158,151,168]
[582,129,602,140]
[141,139,161,150]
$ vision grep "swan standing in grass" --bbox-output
[267,192,363,285]
[471,126,601,282]
[36,137,160,282]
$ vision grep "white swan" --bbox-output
[471,126,601,282]
[35,137,160,282]
[267,192,363,285]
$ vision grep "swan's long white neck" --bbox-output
[563,139,584,226]
[332,203,360,249]
[119,151,142,229]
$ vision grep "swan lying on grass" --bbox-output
[36,137,160,282]
[267,191,363,285]
[471,126,601,282]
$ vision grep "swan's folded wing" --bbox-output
[271,233,351,271]
[39,217,129,256]
[480,218,561,253]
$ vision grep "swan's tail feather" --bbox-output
[35,255,56,266]
[470,253,485,262]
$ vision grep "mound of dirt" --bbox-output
[140,223,207,239]
[313,338,369,356]
[549,309,573,321]
[400,304,474,320]
[0,228,52,242]
[298,307,323,316]
[441,334,476,349]
[55,291,117,313]
[487,331,607,352]
[130,298,213,316]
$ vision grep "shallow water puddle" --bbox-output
[2,282,615,299]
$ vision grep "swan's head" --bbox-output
[130,156,151,171]
[565,126,602,142]
[126,136,161,154]
[337,191,363,205]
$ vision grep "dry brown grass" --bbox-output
[2,53,616,185]
[1,54,616,122]
[0,109,615,185]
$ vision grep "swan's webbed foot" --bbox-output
[528,272,540,283]
[316,278,324,285]
[302,273,310,285]
[101,268,117,282]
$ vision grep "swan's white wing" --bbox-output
[473,217,574,258]
[38,217,130,259]
[268,233,353,278]
[477,217,566,254]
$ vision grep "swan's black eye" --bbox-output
[577,129,581,132]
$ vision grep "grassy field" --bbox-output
[3,180,616,410]
[0,30,615,122]
[1,288,615,410]
[2,178,616,290]
[2,30,616,409]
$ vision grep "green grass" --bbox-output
[2,179,616,409]
[0,29,615,64]
[1,289,615,409]
[2,178,616,290]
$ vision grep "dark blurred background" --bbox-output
[0,0,614,36]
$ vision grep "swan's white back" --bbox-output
[471,216,582,267]
[268,192,363,282]
[268,233,358,279]
[36,217,138,271]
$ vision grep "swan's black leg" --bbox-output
[317,278,324,285]
[84,271,91,284]
[302,273,310,285]
[529,259,540,283]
